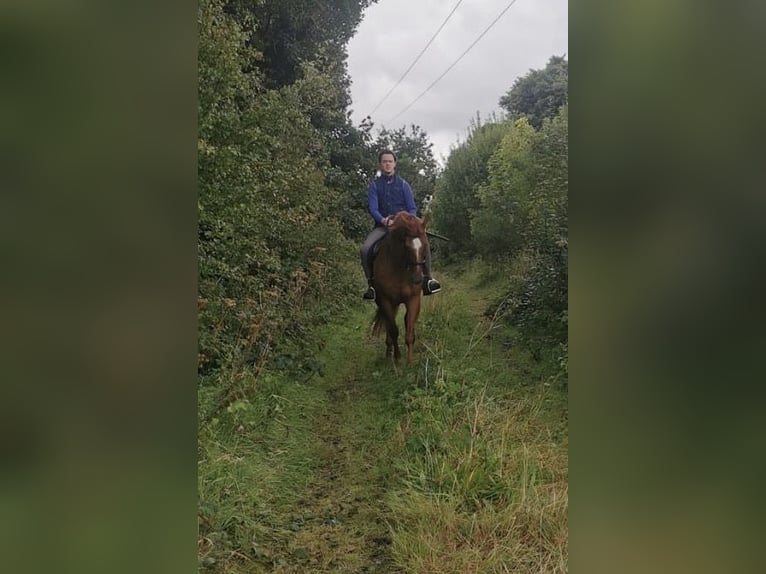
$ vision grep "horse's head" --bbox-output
[389,211,430,284]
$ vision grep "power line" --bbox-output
[367,0,465,117]
[386,0,522,124]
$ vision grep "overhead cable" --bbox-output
[367,0,465,117]
[386,0,522,124]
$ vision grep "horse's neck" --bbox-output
[382,234,407,255]
[378,236,407,273]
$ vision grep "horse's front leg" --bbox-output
[380,300,400,361]
[404,296,421,363]
[389,320,401,362]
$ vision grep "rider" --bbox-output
[360,149,442,300]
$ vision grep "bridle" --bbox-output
[403,233,426,270]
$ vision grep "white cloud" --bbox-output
[348,0,568,164]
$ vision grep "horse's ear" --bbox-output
[421,211,432,229]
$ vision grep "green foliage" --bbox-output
[432,119,512,258]
[471,118,537,260]
[509,107,568,352]
[475,107,568,358]
[198,0,358,379]
[221,1,382,246]
[436,75,568,368]
[198,0,260,143]
[227,0,378,89]
[500,55,568,129]
[328,116,377,241]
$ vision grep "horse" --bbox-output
[370,211,432,363]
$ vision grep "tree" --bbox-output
[198,0,358,374]
[432,119,511,258]
[226,0,379,90]
[328,117,377,241]
[223,1,384,245]
[471,118,537,261]
[499,55,567,129]
[505,107,568,354]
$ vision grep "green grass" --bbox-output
[385,265,568,573]
[198,263,568,573]
[198,371,325,571]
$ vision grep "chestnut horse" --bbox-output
[371,211,431,363]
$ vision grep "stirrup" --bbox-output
[363,285,376,300]
[424,278,441,295]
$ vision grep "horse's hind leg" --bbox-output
[390,320,401,362]
[384,317,394,358]
[385,329,395,358]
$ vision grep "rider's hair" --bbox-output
[378,149,397,163]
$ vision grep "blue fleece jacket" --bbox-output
[367,173,417,226]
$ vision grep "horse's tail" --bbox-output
[371,306,386,337]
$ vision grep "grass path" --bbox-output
[268,322,407,573]
[199,267,568,573]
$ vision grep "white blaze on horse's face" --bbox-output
[411,237,423,264]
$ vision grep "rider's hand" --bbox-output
[383,216,393,227]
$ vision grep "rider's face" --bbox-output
[379,154,396,175]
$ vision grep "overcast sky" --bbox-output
[347,0,568,165]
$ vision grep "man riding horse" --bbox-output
[360,150,442,300]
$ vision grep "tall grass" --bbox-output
[197,263,567,573]
[387,266,568,572]
[198,370,324,572]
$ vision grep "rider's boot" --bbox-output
[363,278,376,300]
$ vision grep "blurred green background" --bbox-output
[0,2,197,573]
[572,1,765,572]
